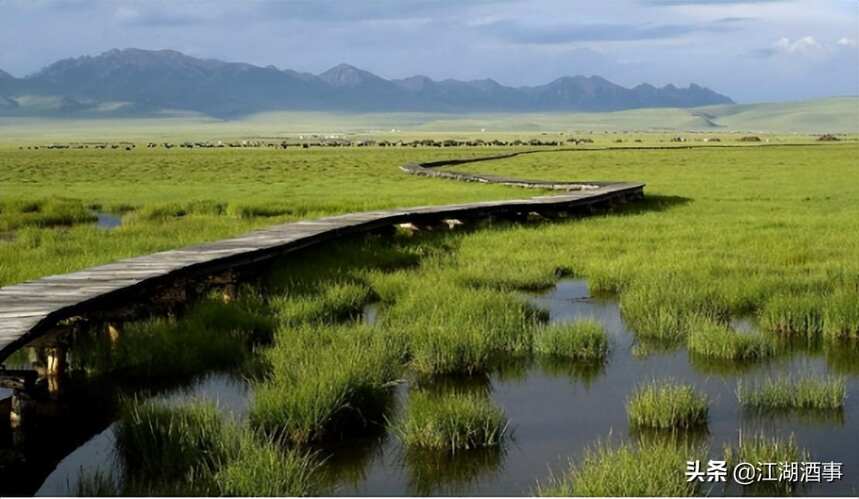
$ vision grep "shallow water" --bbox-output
[5,280,859,496]
[320,280,859,496]
[94,212,122,230]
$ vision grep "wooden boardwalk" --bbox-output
[0,151,644,363]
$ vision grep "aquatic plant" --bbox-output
[384,278,543,376]
[686,316,777,360]
[627,380,709,430]
[759,293,825,337]
[723,432,808,494]
[270,280,375,326]
[96,296,272,380]
[538,438,704,496]
[620,279,730,341]
[114,399,228,482]
[214,433,320,496]
[391,389,508,451]
[737,375,846,411]
[822,288,859,340]
[533,319,609,361]
[250,324,403,444]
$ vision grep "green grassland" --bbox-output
[3,128,854,495]
[0,97,855,144]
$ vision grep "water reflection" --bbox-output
[4,279,859,496]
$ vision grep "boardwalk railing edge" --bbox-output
[0,149,645,363]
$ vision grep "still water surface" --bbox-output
[18,280,859,495]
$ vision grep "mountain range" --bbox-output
[0,48,734,118]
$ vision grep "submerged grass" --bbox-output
[737,375,847,411]
[686,315,777,360]
[627,380,709,430]
[538,438,705,496]
[392,390,508,451]
[533,319,609,361]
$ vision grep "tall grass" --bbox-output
[737,375,847,411]
[392,390,508,451]
[533,319,609,361]
[724,433,808,494]
[686,315,777,360]
[250,324,404,444]
[620,279,730,341]
[538,438,704,496]
[823,289,859,340]
[270,281,375,326]
[103,398,319,496]
[383,278,544,376]
[760,293,825,337]
[84,296,272,380]
[114,399,228,483]
[0,197,97,231]
[627,380,709,430]
[214,433,320,496]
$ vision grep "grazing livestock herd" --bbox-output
[18,136,584,151]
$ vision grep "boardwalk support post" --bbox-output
[107,322,122,344]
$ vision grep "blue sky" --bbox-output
[0,0,856,102]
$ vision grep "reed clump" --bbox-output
[538,438,704,496]
[737,376,847,411]
[533,319,609,361]
[724,433,808,494]
[760,293,825,337]
[250,324,404,444]
[392,390,508,451]
[686,316,776,360]
[627,380,709,430]
[384,279,543,376]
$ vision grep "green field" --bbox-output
[2,127,859,495]
[0,97,855,144]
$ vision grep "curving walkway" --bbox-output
[0,150,644,363]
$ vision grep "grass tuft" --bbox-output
[534,319,609,361]
[214,433,320,496]
[760,293,824,337]
[737,375,847,411]
[392,390,508,451]
[724,432,808,494]
[686,315,777,360]
[250,324,403,444]
[627,380,709,430]
[538,438,704,496]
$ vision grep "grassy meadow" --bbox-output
[1,121,858,495]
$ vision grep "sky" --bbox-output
[0,0,857,102]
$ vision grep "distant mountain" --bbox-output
[0,48,734,118]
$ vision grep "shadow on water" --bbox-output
[4,277,859,496]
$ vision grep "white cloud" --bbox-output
[773,35,824,55]
[837,37,857,47]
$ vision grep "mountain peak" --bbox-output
[2,48,734,117]
[319,63,384,88]
[0,68,13,80]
